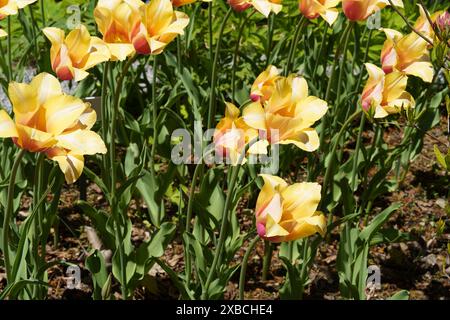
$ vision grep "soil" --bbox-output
[0,116,449,300]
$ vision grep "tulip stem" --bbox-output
[312,23,329,79]
[285,16,306,76]
[150,55,158,178]
[109,56,137,299]
[206,7,233,131]
[266,12,275,67]
[201,138,257,299]
[322,110,362,207]
[231,11,256,104]
[350,112,366,191]
[101,62,110,187]
[40,0,46,28]
[239,235,259,300]
[386,0,433,46]
[7,16,12,82]
[261,240,273,281]
[2,149,26,283]
[184,162,202,286]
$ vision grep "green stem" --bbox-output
[312,23,328,78]
[184,163,202,285]
[231,11,255,104]
[285,16,306,76]
[206,7,233,130]
[40,0,46,28]
[266,12,275,67]
[322,110,362,201]
[239,236,259,300]
[208,3,213,63]
[150,55,158,177]
[2,149,26,283]
[7,16,12,81]
[201,138,256,299]
[101,62,110,187]
[261,240,273,281]
[350,112,366,191]
[109,56,136,299]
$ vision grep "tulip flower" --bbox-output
[361,63,414,118]
[43,25,111,82]
[414,5,442,42]
[214,102,261,165]
[131,0,189,55]
[243,74,328,152]
[228,0,282,18]
[342,0,403,21]
[255,174,326,242]
[299,0,341,26]
[94,0,144,61]
[380,29,434,83]
[0,0,37,37]
[0,73,107,183]
[250,65,280,102]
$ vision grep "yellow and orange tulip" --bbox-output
[213,103,259,165]
[361,63,414,118]
[0,73,107,183]
[299,0,341,26]
[228,0,282,18]
[342,0,403,21]
[0,0,37,37]
[255,174,326,243]
[131,0,189,55]
[94,0,144,61]
[43,25,111,82]
[250,65,280,102]
[243,71,328,152]
[380,29,434,82]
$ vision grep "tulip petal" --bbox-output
[56,129,107,155]
[280,128,320,152]
[44,95,88,135]
[296,96,328,128]
[52,152,85,184]
[282,182,321,220]
[403,61,434,83]
[243,101,266,130]
[0,109,18,138]
[8,81,39,125]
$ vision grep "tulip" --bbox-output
[250,65,280,102]
[94,0,144,61]
[255,174,326,242]
[361,63,414,118]
[0,0,37,37]
[214,102,260,165]
[131,0,189,55]
[342,0,403,21]
[0,73,107,183]
[228,0,282,18]
[243,74,328,152]
[380,29,434,83]
[43,25,111,82]
[299,0,341,26]
[414,5,442,42]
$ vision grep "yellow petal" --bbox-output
[31,73,63,106]
[65,25,91,65]
[282,182,322,220]
[265,213,290,238]
[44,95,88,135]
[403,61,434,83]
[107,43,135,61]
[242,101,266,130]
[15,124,56,152]
[56,129,107,155]
[225,102,240,119]
[51,152,85,184]
[8,81,39,125]
[0,109,18,138]
[0,28,7,37]
[280,128,320,152]
[296,96,328,128]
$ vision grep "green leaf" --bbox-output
[388,290,409,300]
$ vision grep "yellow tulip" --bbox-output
[43,25,111,82]
[243,73,328,152]
[255,174,326,243]
[361,63,415,118]
[131,0,189,55]
[0,73,107,184]
[414,5,442,43]
[228,0,282,18]
[380,29,434,83]
[94,0,144,61]
[214,102,259,165]
[250,65,280,102]
[299,0,341,26]
[0,0,37,37]
[342,0,403,21]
